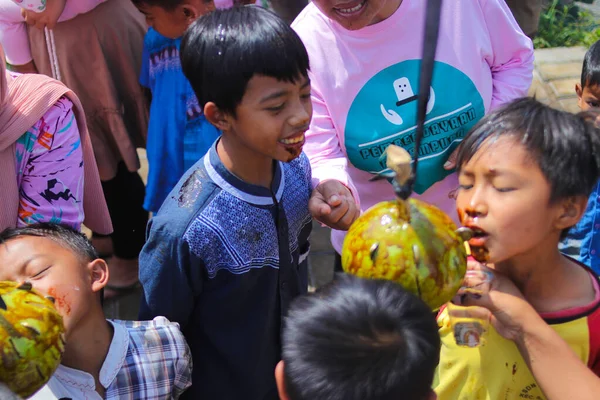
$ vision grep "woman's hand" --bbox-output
[309,180,360,231]
[443,146,460,170]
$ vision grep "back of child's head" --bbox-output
[281,274,440,400]
[0,223,98,264]
[582,40,600,88]
[457,97,600,204]
[180,5,310,116]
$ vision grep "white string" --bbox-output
[44,27,61,81]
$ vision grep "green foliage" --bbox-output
[534,0,600,49]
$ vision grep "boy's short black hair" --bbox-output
[582,40,600,88]
[282,274,440,400]
[180,5,310,116]
[0,223,99,263]
[457,97,600,206]
[130,0,185,10]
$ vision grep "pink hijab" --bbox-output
[0,48,112,234]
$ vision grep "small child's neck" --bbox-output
[217,137,274,189]
[496,247,591,313]
[61,316,113,394]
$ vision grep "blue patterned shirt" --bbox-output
[139,142,313,399]
[560,181,600,274]
[31,317,192,399]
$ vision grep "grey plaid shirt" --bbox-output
[31,317,192,399]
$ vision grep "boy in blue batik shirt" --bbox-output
[138,6,313,399]
[560,40,600,274]
[133,0,221,212]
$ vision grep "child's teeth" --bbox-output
[337,1,364,14]
[280,135,304,145]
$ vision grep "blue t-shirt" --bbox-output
[560,180,600,274]
[140,28,221,212]
[138,142,313,399]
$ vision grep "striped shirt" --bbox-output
[31,317,192,399]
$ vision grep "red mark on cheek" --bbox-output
[47,288,72,316]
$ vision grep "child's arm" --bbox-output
[138,220,202,329]
[516,313,600,400]
[304,84,361,230]
[460,262,600,400]
[481,0,535,110]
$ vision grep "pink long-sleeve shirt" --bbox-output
[0,0,106,65]
[292,0,534,253]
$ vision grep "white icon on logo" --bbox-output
[393,77,415,102]
[380,77,436,126]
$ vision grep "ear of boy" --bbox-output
[181,4,199,23]
[88,259,110,294]
[205,102,232,132]
[182,0,216,21]
[274,361,291,400]
[554,196,588,231]
[576,83,584,109]
[576,83,583,98]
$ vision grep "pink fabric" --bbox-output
[292,0,534,253]
[10,0,46,12]
[0,0,107,65]
[0,46,112,233]
[214,0,235,8]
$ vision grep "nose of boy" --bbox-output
[465,196,487,219]
[290,104,311,129]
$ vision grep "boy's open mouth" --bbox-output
[279,133,305,146]
[334,0,366,16]
[462,225,490,262]
[466,226,489,247]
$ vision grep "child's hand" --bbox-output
[309,180,359,231]
[456,260,539,342]
[21,0,67,30]
[443,145,461,170]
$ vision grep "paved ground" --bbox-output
[529,46,586,113]
[103,46,587,320]
[578,0,600,17]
